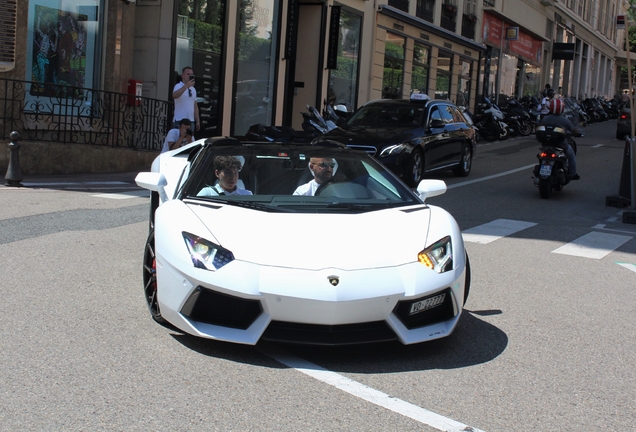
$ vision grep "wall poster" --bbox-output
[25,0,99,97]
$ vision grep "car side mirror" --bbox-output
[417,179,447,201]
[429,119,445,129]
[136,172,169,203]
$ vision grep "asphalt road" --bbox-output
[1,122,634,431]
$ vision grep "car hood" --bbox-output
[319,126,423,148]
[188,204,432,271]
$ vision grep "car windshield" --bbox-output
[345,103,426,127]
[179,143,421,213]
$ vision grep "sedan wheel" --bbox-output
[453,145,473,177]
[143,230,165,323]
[407,149,424,187]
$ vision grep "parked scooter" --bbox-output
[245,105,334,142]
[503,98,533,136]
[472,97,508,141]
[532,125,582,199]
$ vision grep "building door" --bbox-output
[289,3,325,130]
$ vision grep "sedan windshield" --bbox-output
[179,144,421,213]
[346,103,426,128]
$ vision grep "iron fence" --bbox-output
[0,78,171,152]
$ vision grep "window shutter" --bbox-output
[0,0,17,72]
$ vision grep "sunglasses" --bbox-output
[313,162,335,169]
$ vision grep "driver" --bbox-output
[293,157,335,196]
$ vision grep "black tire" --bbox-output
[406,149,424,187]
[481,125,497,142]
[463,253,471,305]
[453,144,473,177]
[143,230,165,324]
[616,131,625,140]
[539,177,552,199]
[149,191,159,234]
[518,120,533,136]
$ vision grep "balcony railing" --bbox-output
[0,79,170,151]
[388,0,410,13]
[440,14,457,32]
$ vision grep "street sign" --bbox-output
[617,15,626,29]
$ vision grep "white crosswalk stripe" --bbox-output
[462,218,537,244]
[463,219,634,262]
[552,231,633,259]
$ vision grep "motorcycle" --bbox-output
[503,98,533,136]
[245,105,334,142]
[532,125,582,199]
[472,97,509,141]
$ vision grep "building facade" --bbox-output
[2,0,630,144]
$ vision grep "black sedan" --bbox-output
[313,95,477,187]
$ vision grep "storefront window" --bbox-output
[411,43,429,94]
[524,63,541,97]
[26,0,102,94]
[499,53,518,100]
[486,47,499,98]
[382,33,405,99]
[457,59,471,107]
[435,51,452,99]
[328,9,361,111]
[174,0,225,137]
[233,0,279,135]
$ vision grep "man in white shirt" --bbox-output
[293,157,335,196]
[172,66,200,132]
[161,119,194,153]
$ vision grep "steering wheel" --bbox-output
[314,178,336,196]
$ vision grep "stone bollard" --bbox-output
[4,131,23,187]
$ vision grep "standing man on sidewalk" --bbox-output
[172,66,200,132]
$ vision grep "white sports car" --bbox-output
[135,137,470,345]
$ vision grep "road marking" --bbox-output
[593,224,636,235]
[462,219,537,244]
[616,262,636,274]
[22,181,129,187]
[91,190,148,199]
[552,232,633,259]
[448,164,535,189]
[592,144,604,148]
[259,344,485,432]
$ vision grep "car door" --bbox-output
[435,103,465,167]
[423,104,453,170]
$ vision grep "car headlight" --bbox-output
[182,232,234,271]
[418,236,453,273]
[379,143,408,158]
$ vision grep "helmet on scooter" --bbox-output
[548,98,565,115]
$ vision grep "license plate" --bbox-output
[409,293,446,315]
[539,163,552,176]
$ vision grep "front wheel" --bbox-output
[453,144,473,177]
[406,149,424,187]
[518,120,533,136]
[539,177,552,199]
[143,230,165,324]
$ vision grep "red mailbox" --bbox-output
[127,79,142,106]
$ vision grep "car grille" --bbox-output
[346,145,377,156]
[262,321,397,345]
[393,288,456,329]
[180,286,262,330]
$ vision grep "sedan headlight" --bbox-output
[418,236,453,273]
[379,143,408,158]
[182,232,234,271]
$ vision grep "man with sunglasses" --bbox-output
[293,157,336,196]
[172,66,200,132]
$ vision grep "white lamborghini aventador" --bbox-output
[135,137,471,345]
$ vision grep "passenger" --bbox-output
[293,157,335,196]
[198,156,253,196]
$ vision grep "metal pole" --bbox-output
[624,21,636,209]
[4,131,23,187]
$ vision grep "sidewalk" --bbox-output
[1,171,142,192]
